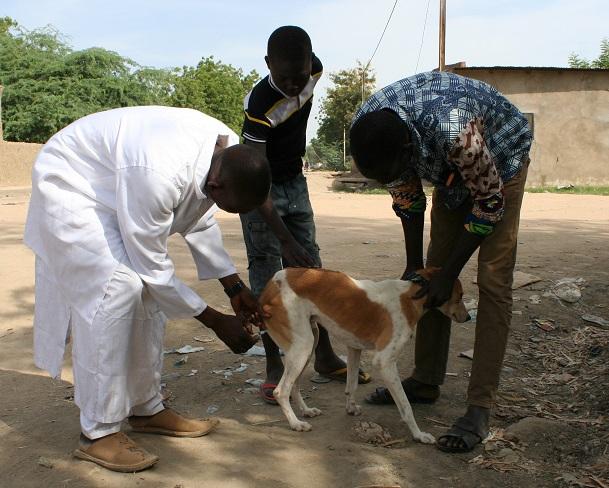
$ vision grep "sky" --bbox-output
[3,0,608,140]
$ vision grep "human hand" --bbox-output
[230,285,269,329]
[281,240,317,268]
[197,307,259,354]
[413,272,455,309]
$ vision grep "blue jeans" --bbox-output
[240,173,321,297]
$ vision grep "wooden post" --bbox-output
[343,125,346,169]
[439,0,446,71]
[0,84,3,141]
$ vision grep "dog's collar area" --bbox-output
[403,271,429,287]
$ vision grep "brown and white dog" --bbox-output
[259,267,470,444]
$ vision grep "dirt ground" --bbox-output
[1,171,608,488]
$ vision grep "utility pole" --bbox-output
[0,85,3,141]
[361,67,367,105]
[343,125,346,169]
[439,0,446,71]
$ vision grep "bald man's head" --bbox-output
[205,144,271,213]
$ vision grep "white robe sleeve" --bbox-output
[183,207,237,280]
[116,166,207,318]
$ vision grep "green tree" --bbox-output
[0,19,258,143]
[0,20,174,142]
[305,138,344,171]
[316,62,376,156]
[568,38,609,68]
[171,56,258,134]
[0,16,17,35]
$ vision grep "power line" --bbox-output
[361,0,399,104]
[363,0,399,72]
[415,0,432,73]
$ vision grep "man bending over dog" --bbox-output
[240,25,370,404]
[25,106,269,472]
[350,71,532,453]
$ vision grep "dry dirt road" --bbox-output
[1,172,608,488]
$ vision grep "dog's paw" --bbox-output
[414,431,436,444]
[290,420,313,432]
[303,407,322,418]
[346,404,362,416]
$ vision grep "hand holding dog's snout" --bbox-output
[419,273,454,309]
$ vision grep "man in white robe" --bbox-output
[24,106,271,472]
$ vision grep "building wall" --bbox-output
[0,141,42,187]
[453,68,609,187]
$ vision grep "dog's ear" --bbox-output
[416,266,442,281]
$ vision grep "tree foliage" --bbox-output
[316,62,376,152]
[171,57,258,134]
[568,38,609,68]
[0,18,258,143]
[305,138,344,171]
[308,63,376,171]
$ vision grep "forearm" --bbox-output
[258,196,294,244]
[401,213,425,272]
[194,304,219,328]
[219,273,241,289]
[441,229,484,279]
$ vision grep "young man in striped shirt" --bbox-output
[240,26,370,403]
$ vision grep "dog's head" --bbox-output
[439,277,470,323]
[416,268,470,324]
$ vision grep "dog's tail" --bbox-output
[311,318,320,354]
[306,317,320,369]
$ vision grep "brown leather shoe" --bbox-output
[128,408,219,437]
[73,432,158,473]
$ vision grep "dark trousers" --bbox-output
[413,162,529,408]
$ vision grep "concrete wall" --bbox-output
[0,142,42,187]
[452,68,609,187]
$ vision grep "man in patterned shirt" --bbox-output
[350,71,532,453]
[240,26,370,404]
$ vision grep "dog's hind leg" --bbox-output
[292,320,322,419]
[274,329,316,432]
[377,359,435,444]
[345,347,362,416]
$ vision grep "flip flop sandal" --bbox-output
[436,416,488,453]
[259,383,279,405]
[364,380,439,405]
[319,367,372,384]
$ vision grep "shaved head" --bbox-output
[209,144,271,213]
[267,26,312,64]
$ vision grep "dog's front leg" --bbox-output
[345,347,362,416]
[378,361,435,444]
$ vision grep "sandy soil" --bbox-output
[1,172,608,488]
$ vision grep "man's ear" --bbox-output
[206,179,222,190]
[264,55,271,70]
[215,135,229,150]
[213,139,227,157]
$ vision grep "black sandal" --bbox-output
[436,416,488,453]
[364,379,439,405]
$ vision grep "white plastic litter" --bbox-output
[243,345,266,356]
[212,363,248,378]
[552,278,582,303]
[176,345,205,354]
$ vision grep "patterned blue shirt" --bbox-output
[354,71,532,235]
